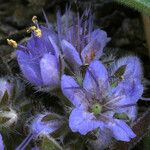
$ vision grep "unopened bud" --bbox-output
[0,107,18,126]
[0,78,13,102]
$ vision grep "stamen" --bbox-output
[65,5,69,40]
[103,95,125,106]
[64,86,92,104]
[87,68,101,98]
[34,28,42,37]
[117,103,136,108]
[77,12,81,52]
[42,9,52,29]
[88,8,93,42]
[140,97,150,101]
[32,16,38,24]
[7,39,17,48]
[26,26,37,33]
[27,26,42,38]
[57,9,62,42]
[16,133,34,150]
[73,16,77,48]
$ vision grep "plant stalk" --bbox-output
[142,14,150,56]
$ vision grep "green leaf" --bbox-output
[111,81,118,88]
[0,91,9,106]
[41,114,59,122]
[63,132,79,145]
[51,124,68,138]
[115,0,150,16]
[114,65,126,78]
[0,116,10,124]
[39,136,63,150]
[113,112,130,121]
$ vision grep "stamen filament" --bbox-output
[16,133,34,150]
[141,97,150,101]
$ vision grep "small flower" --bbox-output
[61,57,143,142]
[16,112,65,150]
[16,24,60,90]
[0,133,4,150]
[58,8,110,71]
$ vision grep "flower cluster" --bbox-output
[4,7,148,150]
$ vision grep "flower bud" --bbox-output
[0,78,13,102]
[0,107,18,127]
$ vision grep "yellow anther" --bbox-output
[27,26,37,33]
[26,26,42,38]
[7,39,17,48]
[34,28,42,37]
[32,16,38,24]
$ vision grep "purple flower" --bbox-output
[61,57,143,142]
[16,26,60,90]
[16,112,64,150]
[57,8,110,71]
[0,133,4,150]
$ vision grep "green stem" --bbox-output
[142,14,150,56]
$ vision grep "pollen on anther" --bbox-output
[7,39,17,48]
[32,16,38,24]
[34,28,42,37]
[27,26,37,33]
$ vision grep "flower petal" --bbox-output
[27,26,59,56]
[61,75,87,108]
[90,128,112,150]
[116,105,137,121]
[81,29,110,64]
[91,29,111,45]
[111,56,143,80]
[69,108,104,135]
[48,36,60,59]
[27,34,48,56]
[81,39,100,64]
[31,114,60,136]
[16,50,43,86]
[40,53,59,89]
[107,119,136,142]
[61,40,82,70]
[83,60,109,97]
[41,26,60,56]
[0,133,4,150]
[113,78,143,105]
